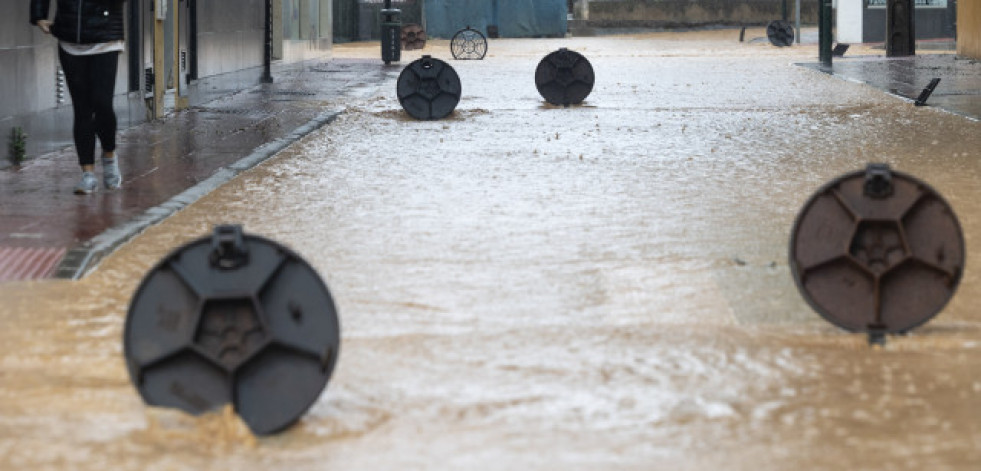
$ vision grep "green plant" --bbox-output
[8,127,28,165]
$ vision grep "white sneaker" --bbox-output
[74,171,98,195]
[102,156,121,190]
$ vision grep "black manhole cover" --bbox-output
[535,48,594,106]
[401,24,427,50]
[789,164,964,334]
[451,26,488,60]
[767,20,795,47]
[397,55,462,120]
[124,225,340,435]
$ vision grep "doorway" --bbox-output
[134,0,195,118]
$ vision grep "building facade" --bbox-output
[2,0,333,164]
[837,0,957,44]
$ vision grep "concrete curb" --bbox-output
[54,108,343,280]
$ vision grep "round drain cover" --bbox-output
[535,48,594,106]
[767,20,795,47]
[451,26,488,60]
[397,55,462,120]
[789,164,964,334]
[124,225,340,435]
[401,24,427,51]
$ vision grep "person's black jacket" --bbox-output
[30,0,126,45]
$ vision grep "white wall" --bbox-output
[837,1,865,44]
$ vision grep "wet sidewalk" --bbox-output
[800,53,981,121]
[0,57,390,282]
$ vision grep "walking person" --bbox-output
[30,0,127,194]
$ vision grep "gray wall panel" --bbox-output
[3,1,40,48]
[0,49,29,117]
[0,43,58,120]
[196,0,264,79]
[1,2,20,49]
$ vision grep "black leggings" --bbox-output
[58,48,119,167]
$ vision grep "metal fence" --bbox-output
[424,0,568,39]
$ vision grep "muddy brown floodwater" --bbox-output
[1,31,980,470]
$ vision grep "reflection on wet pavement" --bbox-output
[802,54,981,121]
[1,32,979,470]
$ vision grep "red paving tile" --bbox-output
[0,246,66,281]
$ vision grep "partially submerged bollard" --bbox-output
[124,225,340,435]
[397,55,462,120]
[789,164,964,337]
[766,20,795,47]
[535,48,594,107]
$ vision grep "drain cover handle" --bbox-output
[210,224,249,270]
[863,163,894,199]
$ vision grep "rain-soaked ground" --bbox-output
[1,30,980,470]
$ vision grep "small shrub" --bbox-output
[8,127,28,165]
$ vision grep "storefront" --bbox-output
[1,1,333,162]
[837,0,957,44]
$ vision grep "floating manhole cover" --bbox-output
[397,55,461,120]
[402,24,427,50]
[124,225,340,435]
[789,164,964,334]
[535,48,594,106]
[767,20,795,47]
[451,26,488,60]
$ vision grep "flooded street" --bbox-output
[2,31,980,469]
